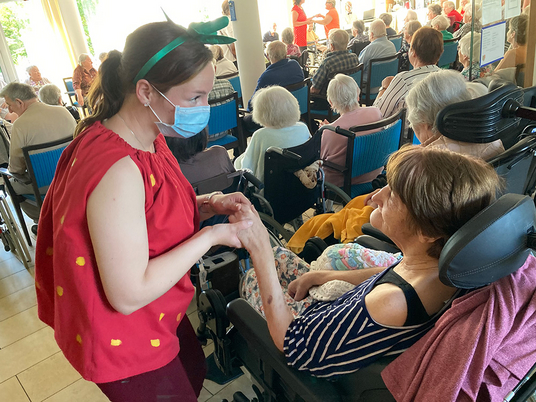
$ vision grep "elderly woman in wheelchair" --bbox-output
[231,145,501,376]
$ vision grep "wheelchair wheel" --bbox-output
[323,182,351,213]
[259,212,292,247]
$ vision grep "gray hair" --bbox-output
[370,19,387,38]
[406,10,418,21]
[428,3,442,17]
[210,45,224,61]
[252,86,300,129]
[459,32,481,60]
[329,28,349,50]
[281,27,295,45]
[78,53,90,65]
[444,1,455,10]
[432,15,450,30]
[352,20,365,34]
[266,41,287,63]
[26,65,38,75]
[406,70,472,134]
[406,20,422,37]
[39,84,62,105]
[327,74,360,114]
[0,82,37,102]
[465,3,481,21]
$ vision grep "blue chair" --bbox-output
[284,78,312,131]
[322,108,406,198]
[438,38,459,69]
[63,77,88,117]
[227,76,242,106]
[207,91,244,156]
[388,34,403,52]
[362,54,400,106]
[0,136,72,246]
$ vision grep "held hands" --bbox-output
[228,204,271,255]
[203,192,251,216]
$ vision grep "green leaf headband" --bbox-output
[133,16,236,83]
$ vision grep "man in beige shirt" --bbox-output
[0,82,76,223]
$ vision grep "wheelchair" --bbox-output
[194,83,536,402]
[244,128,350,245]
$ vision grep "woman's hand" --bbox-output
[198,192,251,221]
[206,220,254,249]
[288,271,324,301]
[319,119,330,127]
[229,204,271,255]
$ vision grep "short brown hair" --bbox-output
[410,27,443,65]
[510,14,528,45]
[386,146,501,259]
[406,20,422,37]
[293,0,301,5]
[379,13,393,27]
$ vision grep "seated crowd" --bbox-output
[8,2,534,400]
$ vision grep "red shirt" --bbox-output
[292,5,308,47]
[447,9,463,31]
[35,122,199,383]
[324,8,340,38]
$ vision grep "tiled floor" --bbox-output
[0,222,258,401]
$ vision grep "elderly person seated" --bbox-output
[24,66,51,96]
[311,29,358,97]
[407,70,504,160]
[453,3,481,40]
[236,145,501,376]
[431,15,453,40]
[72,53,97,107]
[210,45,238,77]
[282,27,302,58]
[38,84,80,121]
[399,9,418,34]
[307,23,328,53]
[398,20,422,72]
[234,86,310,182]
[320,74,382,187]
[347,20,369,53]
[379,13,397,36]
[374,27,442,119]
[458,33,490,81]
[495,14,528,84]
[426,4,442,26]
[358,20,396,88]
[443,0,462,30]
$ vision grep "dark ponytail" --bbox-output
[75,50,124,137]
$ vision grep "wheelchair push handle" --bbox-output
[242,170,264,190]
[266,146,302,161]
[503,99,536,121]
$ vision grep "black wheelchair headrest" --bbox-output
[439,193,536,289]
[436,84,524,143]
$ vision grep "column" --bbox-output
[230,0,266,106]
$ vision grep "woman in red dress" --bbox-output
[34,17,252,402]
[292,0,313,52]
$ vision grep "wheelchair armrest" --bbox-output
[0,167,11,177]
[227,298,343,402]
[322,160,348,173]
[238,108,251,116]
[355,235,401,254]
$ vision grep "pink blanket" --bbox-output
[382,255,536,402]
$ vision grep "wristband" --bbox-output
[202,191,223,212]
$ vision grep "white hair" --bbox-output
[431,15,450,31]
[328,29,349,51]
[444,1,455,10]
[406,70,472,134]
[26,65,38,74]
[38,84,62,105]
[252,86,301,129]
[464,3,481,21]
[78,53,90,65]
[370,19,387,38]
[327,74,360,114]
[459,32,481,60]
[266,41,287,63]
[406,10,418,21]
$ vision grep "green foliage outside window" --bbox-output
[76,0,99,56]
[0,3,29,65]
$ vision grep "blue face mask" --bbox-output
[149,86,210,138]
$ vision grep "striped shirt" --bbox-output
[373,65,441,118]
[284,265,444,378]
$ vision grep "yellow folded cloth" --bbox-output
[288,194,374,254]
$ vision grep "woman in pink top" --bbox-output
[320,74,383,187]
